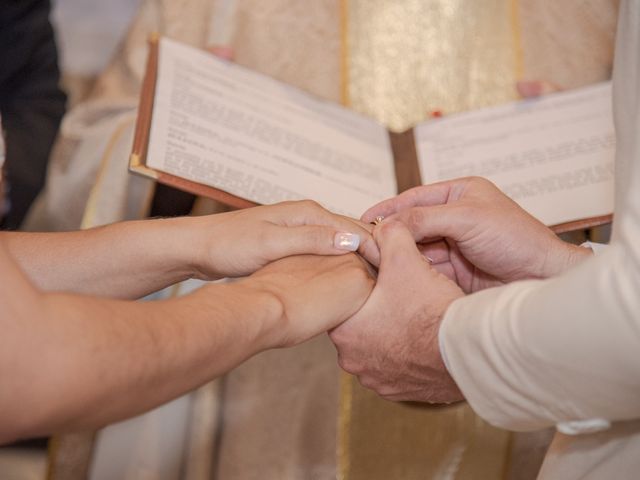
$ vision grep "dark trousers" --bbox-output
[0,0,67,229]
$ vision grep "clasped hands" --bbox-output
[327,176,594,404]
[194,177,591,405]
[248,177,591,405]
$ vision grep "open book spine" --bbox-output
[129,35,258,210]
[389,129,422,193]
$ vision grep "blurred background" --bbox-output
[53,0,141,104]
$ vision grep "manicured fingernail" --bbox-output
[334,232,360,251]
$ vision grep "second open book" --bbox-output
[131,37,614,233]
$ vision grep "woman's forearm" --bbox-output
[0,280,279,442]
[3,201,375,299]
[3,217,199,298]
[0,231,373,443]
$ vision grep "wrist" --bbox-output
[229,277,286,350]
[138,217,204,281]
[540,238,593,278]
[155,216,216,281]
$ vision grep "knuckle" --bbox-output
[290,199,327,222]
[337,355,362,375]
[329,321,356,345]
[300,199,323,211]
[358,235,378,259]
[377,384,401,398]
[407,185,425,201]
[358,375,383,393]
[329,327,348,347]
[343,260,374,285]
[406,208,425,232]
[363,377,402,398]
[277,200,298,209]
[345,260,366,276]
[468,176,495,190]
[256,225,275,247]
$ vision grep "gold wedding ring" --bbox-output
[370,215,384,226]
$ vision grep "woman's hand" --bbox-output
[183,200,377,281]
[0,200,375,299]
[243,252,376,349]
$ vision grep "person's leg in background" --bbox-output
[0,0,67,230]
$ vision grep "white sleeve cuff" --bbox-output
[556,418,611,435]
[581,241,608,255]
[437,323,452,374]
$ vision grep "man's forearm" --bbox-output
[0,280,280,443]
[3,217,199,298]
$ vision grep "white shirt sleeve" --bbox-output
[440,241,640,432]
[437,242,607,380]
[581,241,609,255]
[437,244,613,434]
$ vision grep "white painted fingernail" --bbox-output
[334,232,360,251]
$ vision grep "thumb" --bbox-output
[268,224,363,259]
[374,220,432,284]
[388,205,465,243]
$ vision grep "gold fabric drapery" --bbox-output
[344,0,521,131]
[339,1,520,478]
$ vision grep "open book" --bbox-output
[131,36,614,233]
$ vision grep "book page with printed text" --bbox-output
[147,38,397,218]
[415,82,614,227]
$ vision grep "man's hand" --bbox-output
[187,200,378,281]
[330,221,464,404]
[245,252,375,348]
[361,177,591,293]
